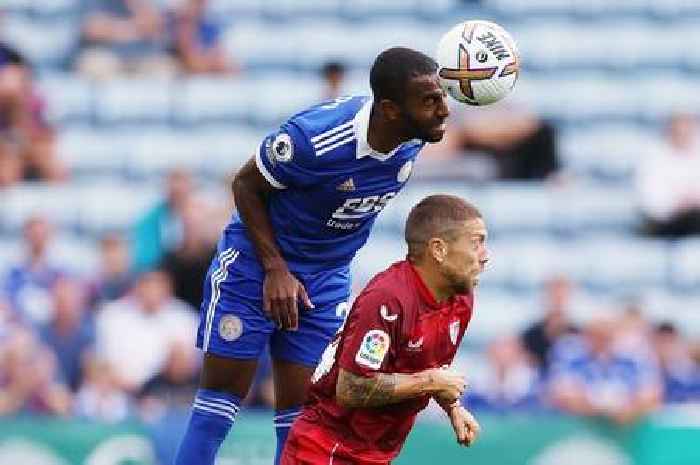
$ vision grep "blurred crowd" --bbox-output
[461,276,700,422]
[0,168,274,424]
[1,0,699,432]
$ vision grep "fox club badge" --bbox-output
[219,315,243,342]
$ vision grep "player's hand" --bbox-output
[428,367,467,403]
[449,404,481,447]
[263,266,314,331]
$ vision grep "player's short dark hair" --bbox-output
[370,47,437,103]
[405,195,482,261]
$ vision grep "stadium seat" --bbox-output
[0,17,78,68]
[38,74,94,124]
[76,183,160,234]
[350,234,407,291]
[556,184,639,233]
[253,74,323,125]
[127,131,203,178]
[50,234,100,276]
[192,126,266,177]
[669,239,700,291]
[172,77,255,125]
[94,79,173,125]
[57,128,131,176]
[479,183,555,234]
[467,289,538,342]
[573,236,670,291]
[0,185,81,233]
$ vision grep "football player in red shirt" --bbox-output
[282,194,488,465]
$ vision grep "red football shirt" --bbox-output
[298,260,474,463]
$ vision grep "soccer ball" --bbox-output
[436,20,520,106]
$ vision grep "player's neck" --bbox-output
[413,263,454,304]
[367,105,408,154]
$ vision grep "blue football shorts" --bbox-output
[195,246,350,367]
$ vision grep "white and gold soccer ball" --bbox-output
[436,20,520,106]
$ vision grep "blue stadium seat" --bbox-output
[556,185,639,232]
[222,21,299,69]
[193,126,266,177]
[50,234,100,276]
[0,17,78,67]
[573,236,669,291]
[350,234,406,291]
[38,74,94,124]
[0,239,23,277]
[76,183,160,234]
[467,289,538,342]
[669,239,700,291]
[57,128,132,176]
[127,131,203,178]
[480,183,555,234]
[0,185,81,233]
[560,124,662,180]
[172,77,255,125]
[253,74,323,125]
[94,79,173,125]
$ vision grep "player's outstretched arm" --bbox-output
[232,158,313,330]
[336,367,465,409]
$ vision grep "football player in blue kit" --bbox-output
[174,47,450,465]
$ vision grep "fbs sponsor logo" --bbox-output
[355,329,390,370]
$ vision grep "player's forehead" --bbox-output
[461,218,488,239]
[406,73,442,98]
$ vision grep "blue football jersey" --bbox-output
[224,96,425,270]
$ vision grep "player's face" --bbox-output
[399,74,450,143]
[440,218,489,293]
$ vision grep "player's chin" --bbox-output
[420,125,446,143]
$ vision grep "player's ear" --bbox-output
[379,99,402,121]
[427,237,447,264]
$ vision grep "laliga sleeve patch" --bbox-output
[355,329,390,370]
[267,132,294,163]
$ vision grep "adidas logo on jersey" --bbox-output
[336,178,355,192]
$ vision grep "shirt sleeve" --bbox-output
[254,121,318,189]
[338,289,403,378]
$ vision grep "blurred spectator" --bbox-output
[132,168,194,272]
[3,216,64,325]
[95,270,197,392]
[74,357,130,423]
[466,336,541,412]
[0,328,72,416]
[320,60,347,100]
[77,0,175,79]
[653,322,700,403]
[170,0,235,75]
[637,113,700,237]
[90,233,134,305]
[0,43,66,183]
[139,341,200,418]
[548,316,662,425]
[0,137,22,189]
[161,197,216,310]
[440,102,559,180]
[521,276,578,373]
[39,276,95,392]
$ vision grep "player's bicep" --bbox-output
[254,122,317,189]
[237,155,278,195]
